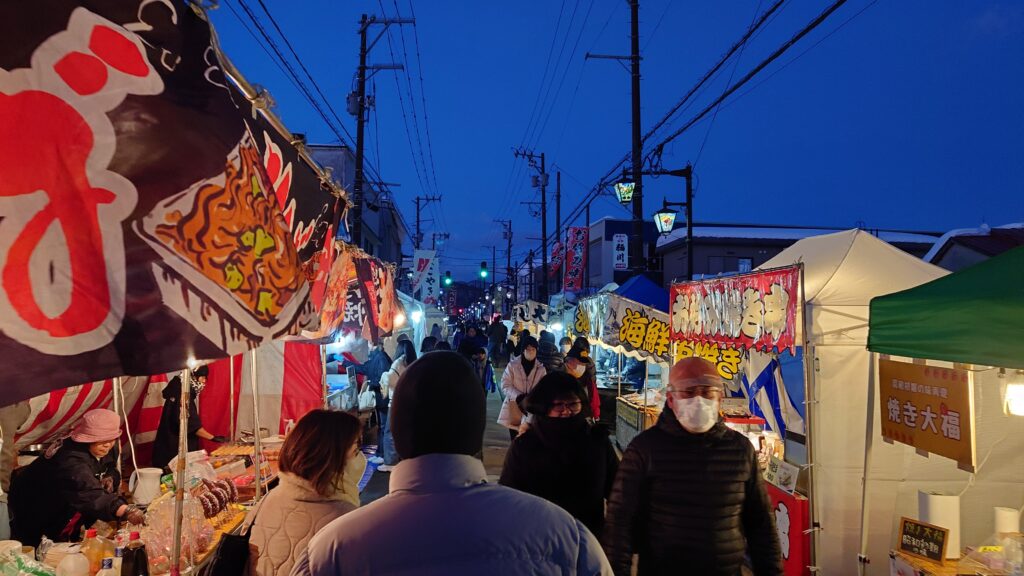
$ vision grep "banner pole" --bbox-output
[170,367,190,576]
[799,262,820,570]
[250,348,263,502]
[857,352,878,574]
[322,344,328,408]
[229,356,236,442]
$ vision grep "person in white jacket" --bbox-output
[248,410,364,576]
[378,339,417,470]
[498,335,546,440]
[291,351,612,576]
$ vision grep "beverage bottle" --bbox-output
[121,532,148,576]
[112,547,124,576]
[55,552,90,576]
[81,529,103,576]
[95,558,116,576]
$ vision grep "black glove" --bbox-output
[211,435,229,443]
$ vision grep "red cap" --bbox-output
[668,357,723,391]
[129,532,141,540]
[85,529,97,538]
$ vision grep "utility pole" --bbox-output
[555,171,561,298]
[491,245,497,317]
[431,232,450,251]
[527,249,535,302]
[413,194,441,249]
[585,201,591,292]
[346,14,413,248]
[513,148,549,302]
[586,0,644,274]
[494,219,513,283]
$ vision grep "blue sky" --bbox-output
[209,1,1024,281]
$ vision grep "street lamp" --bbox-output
[614,179,635,205]
[643,164,694,280]
[652,199,685,236]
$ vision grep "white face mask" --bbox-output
[561,345,571,354]
[339,451,367,507]
[568,364,586,378]
[672,396,719,433]
[523,350,537,361]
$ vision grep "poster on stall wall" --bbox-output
[0,2,310,405]
[670,266,799,354]
[612,234,629,271]
[602,298,672,365]
[766,484,811,576]
[879,359,976,471]
[564,227,589,291]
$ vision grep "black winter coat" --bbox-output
[499,417,618,537]
[536,341,565,373]
[152,378,202,469]
[10,441,124,546]
[602,408,782,576]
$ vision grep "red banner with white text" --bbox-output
[563,227,589,292]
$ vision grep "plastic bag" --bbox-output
[357,385,376,411]
[142,495,213,575]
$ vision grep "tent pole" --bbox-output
[857,352,877,574]
[112,377,122,477]
[170,368,190,576]
[229,355,236,442]
[800,262,820,570]
[119,378,140,474]
[321,344,328,408]
[250,348,263,502]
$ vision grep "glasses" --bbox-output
[668,386,723,400]
[549,400,583,413]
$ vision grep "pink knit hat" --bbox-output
[70,409,122,443]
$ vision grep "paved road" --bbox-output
[360,388,510,503]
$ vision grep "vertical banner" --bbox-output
[420,255,441,305]
[612,233,629,271]
[411,250,435,294]
[550,241,564,278]
[670,266,800,354]
[0,3,309,405]
[563,227,589,292]
[766,484,812,576]
[353,258,398,344]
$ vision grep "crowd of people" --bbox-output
[4,316,783,575]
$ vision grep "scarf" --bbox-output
[521,357,536,376]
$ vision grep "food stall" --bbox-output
[693,229,945,576]
[863,246,1024,575]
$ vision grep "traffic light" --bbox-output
[479,261,488,279]
[444,271,452,286]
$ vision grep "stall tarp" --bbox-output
[231,341,325,438]
[0,3,310,405]
[868,246,1024,370]
[758,230,948,575]
[614,275,669,313]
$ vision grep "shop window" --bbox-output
[738,258,753,273]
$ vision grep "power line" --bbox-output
[518,0,568,150]
[407,1,443,219]
[524,0,585,149]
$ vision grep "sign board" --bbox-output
[898,516,948,564]
[766,484,811,576]
[612,234,628,271]
[675,340,742,380]
[879,359,976,471]
[563,227,589,291]
[670,266,800,354]
[411,250,435,293]
[602,298,672,365]
[764,456,799,494]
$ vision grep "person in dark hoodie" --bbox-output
[10,410,146,546]
[537,330,565,373]
[499,372,618,538]
[151,365,227,469]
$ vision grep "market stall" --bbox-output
[862,246,1024,575]
[719,229,947,575]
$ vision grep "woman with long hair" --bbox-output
[378,339,418,470]
[248,410,364,576]
[499,372,618,537]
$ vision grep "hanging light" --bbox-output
[394,312,407,327]
[411,309,423,323]
[653,205,678,235]
[1003,369,1024,416]
[614,180,635,205]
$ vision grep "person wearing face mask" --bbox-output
[499,373,618,537]
[497,335,547,440]
[602,357,782,576]
[248,409,364,576]
[564,347,601,421]
[10,409,145,547]
[559,336,573,355]
[152,365,228,470]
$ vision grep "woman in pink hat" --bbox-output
[9,409,145,547]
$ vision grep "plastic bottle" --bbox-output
[95,558,116,576]
[55,552,90,576]
[112,547,124,576]
[284,419,296,436]
[81,530,103,576]
[120,532,148,576]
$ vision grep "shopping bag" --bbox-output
[206,497,265,576]
[358,384,376,411]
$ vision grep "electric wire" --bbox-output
[524,0,584,149]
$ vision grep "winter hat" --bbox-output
[391,352,485,459]
[539,330,556,345]
[668,357,723,391]
[70,409,122,443]
[565,347,593,364]
[193,365,209,378]
[519,335,539,351]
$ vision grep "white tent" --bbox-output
[759,230,948,574]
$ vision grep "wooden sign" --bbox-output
[898,516,949,564]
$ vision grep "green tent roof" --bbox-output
[868,246,1024,369]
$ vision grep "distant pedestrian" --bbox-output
[565,347,600,420]
[420,336,439,355]
[430,323,443,341]
[536,330,565,373]
[434,341,452,351]
[602,357,782,575]
[292,352,612,576]
[498,335,546,440]
[378,339,417,471]
[559,336,572,355]
[499,373,617,537]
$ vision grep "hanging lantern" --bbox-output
[653,205,678,235]
[614,180,635,204]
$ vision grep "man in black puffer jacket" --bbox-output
[602,357,782,576]
[536,330,565,373]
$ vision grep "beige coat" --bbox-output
[248,472,357,576]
